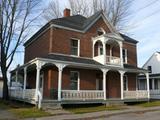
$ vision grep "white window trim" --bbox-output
[70,38,80,57]
[123,49,128,64]
[124,75,128,91]
[70,71,80,91]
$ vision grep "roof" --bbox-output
[120,33,138,44]
[24,11,138,46]
[43,53,103,66]
[139,73,160,79]
[123,64,146,71]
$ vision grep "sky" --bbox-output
[10,0,160,72]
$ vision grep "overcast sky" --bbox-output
[10,0,160,71]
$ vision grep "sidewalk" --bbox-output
[27,106,160,120]
[0,109,17,120]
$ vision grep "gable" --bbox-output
[143,52,160,74]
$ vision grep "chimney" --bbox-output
[64,8,70,17]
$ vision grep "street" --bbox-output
[93,111,160,120]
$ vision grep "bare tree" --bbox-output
[42,0,63,21]
[42,0,132,31]
[92,0,132,30]
[68,0,92,17]
[0,0,42,100]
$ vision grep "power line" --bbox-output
[134,0,159,12]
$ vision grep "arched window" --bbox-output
[97,28,105,36]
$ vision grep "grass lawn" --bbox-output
[0,99,51,118]
[64,104,125,114]
[136,101,160,107]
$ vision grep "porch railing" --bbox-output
[124,90,148,99]
[61,90,104,100]
[150,89,160,95]
[150,90,160,99]
[106,56,121,65]
[9,89,36,100]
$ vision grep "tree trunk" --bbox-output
[2,71,9,100]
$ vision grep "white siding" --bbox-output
[143,53,160,74]
[0,81,3,98]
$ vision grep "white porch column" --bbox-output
[101,69,108,100]
[118,42,123,67]
[145,73,150,99]
[56,64,66,101]
[35,62,42,101]
[23,67,27,99]
[103,42,106,64]
[119,71,125,100]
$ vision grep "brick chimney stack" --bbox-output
[64,8,70,17]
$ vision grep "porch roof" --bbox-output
[11,54,147,74]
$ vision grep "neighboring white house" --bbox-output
[139,52,160,99]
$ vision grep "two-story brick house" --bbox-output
[9,9,149,108]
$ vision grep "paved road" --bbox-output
[94,110,160,120]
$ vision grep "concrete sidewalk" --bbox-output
[26,106,160,120]
[0,109,17,120]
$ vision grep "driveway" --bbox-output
[93,110,160,120]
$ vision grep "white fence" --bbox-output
[62,90,104,100]
[124,90,148,99]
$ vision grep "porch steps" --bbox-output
[41,100,62,110]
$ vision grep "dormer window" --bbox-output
[97,28,105,36]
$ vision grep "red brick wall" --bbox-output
[123,42,137,66]
[24,29,50,63]
[126,73,137,90]
[50,18,111,58]
[24,17,137,67]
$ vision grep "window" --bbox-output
[70,71,79,90]
[154,79,160,89]
[147,66,152,73]
[70,39,79,56]
[98,44,103,55]
[123,49,127,63]
[97,28,105,36]
[124,75,128,91]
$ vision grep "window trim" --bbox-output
[70,71,80,90]
[70,38,80,57]
[123,49,128,64]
